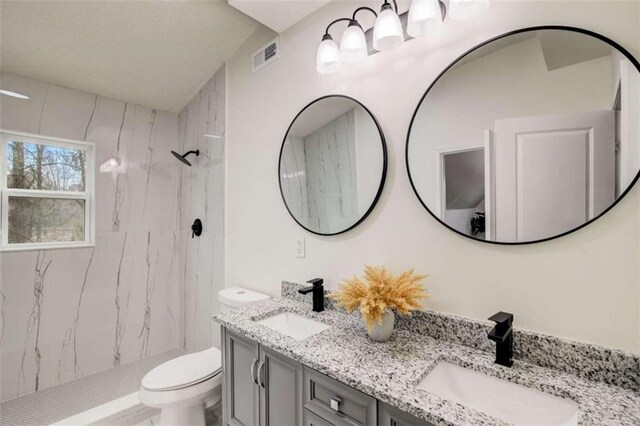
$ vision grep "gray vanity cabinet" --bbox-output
[223,329,260,426]
[378,402,434,426]
[303,408,335,426]
[259,346,304,426]
[222,326,429,426]
[302,366,377,426]
[222,328,303,426]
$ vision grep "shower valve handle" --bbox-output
[191,218,203,238]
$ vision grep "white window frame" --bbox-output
[0,130,96,252]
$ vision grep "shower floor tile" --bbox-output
[135,401,222,426]
[0,349,184,426]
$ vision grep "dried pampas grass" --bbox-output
[330,265,429,331]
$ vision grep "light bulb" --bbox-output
[340,20,368,64]
[373,3,404,51]
[316,34,342,74]
[100,158,120,173]
[448,0,490,20]
[407,0,443,37]
[0,89,29,99]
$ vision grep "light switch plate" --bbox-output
[296,237,305,258]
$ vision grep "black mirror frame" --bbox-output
[278,94,388,236]
[405,25,640,246]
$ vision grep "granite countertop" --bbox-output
[214,296,640,426]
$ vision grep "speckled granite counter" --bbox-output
[214,284,640,426]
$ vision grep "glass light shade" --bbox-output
[373,5,404,51]
[316,37,342,74]
[407,0,443,37]
[340,23,368,64]
[448,0,490,20]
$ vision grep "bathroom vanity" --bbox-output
[222,327,428,426]
[216,283,639,426]
[223,328,417,426]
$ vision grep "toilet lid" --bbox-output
[142,347,222,391]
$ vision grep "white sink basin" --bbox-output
[417,362,578,426]
[255,312,330,341]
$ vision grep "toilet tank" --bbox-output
[218,286,271,312]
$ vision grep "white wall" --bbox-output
[355,107,384,214]
[226,1,640,352]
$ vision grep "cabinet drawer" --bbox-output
[303,367,376,426]
[303,409,335,426]
[378,402,434,426]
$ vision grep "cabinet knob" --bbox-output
[330,397,342,412]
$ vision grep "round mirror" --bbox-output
[279,95,387,235]
[407,27,640,244]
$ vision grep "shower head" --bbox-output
[171,149,199,166]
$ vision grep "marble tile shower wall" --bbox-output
[280,135,308,223]
[0,73,183,401]
[304,109,358,233]
[280,110,358,233]
[177,66,226,353]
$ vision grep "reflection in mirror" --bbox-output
[279,96,386,235]
[407,28,640,244]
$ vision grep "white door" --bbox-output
[494,110,615,242]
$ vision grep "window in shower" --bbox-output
[0,131,95,251]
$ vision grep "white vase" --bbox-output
[367,310,395,342]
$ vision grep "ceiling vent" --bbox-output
[252,37,279,73]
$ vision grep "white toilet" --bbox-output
[139,287,270,425]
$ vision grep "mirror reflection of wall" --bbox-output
[280,96,386,235]
[407,29,640,244]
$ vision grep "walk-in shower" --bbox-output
[171,149,199,166]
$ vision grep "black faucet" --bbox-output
[298,278,324,312]
[488,311,513,367]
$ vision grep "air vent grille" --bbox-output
[252,37,279,73]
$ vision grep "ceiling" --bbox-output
[538,30,612,71]
[289,98,356,137]
[0,0,261,112]
[454,30,612,72]
[228,0,331,33]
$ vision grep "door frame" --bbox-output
[434,137,493,240]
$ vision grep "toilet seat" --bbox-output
[142,347,222,392]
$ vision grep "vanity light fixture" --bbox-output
[316,33,342,74]
[407,0,445,37]
[373,1,404,51]
[340,18,369,63]
[0,89,29,99]
[316,0,490,74]
[318,6,378,72]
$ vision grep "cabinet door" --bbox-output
[259,345,303,426]
[223,328,260,426]
[377,402,434,426]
